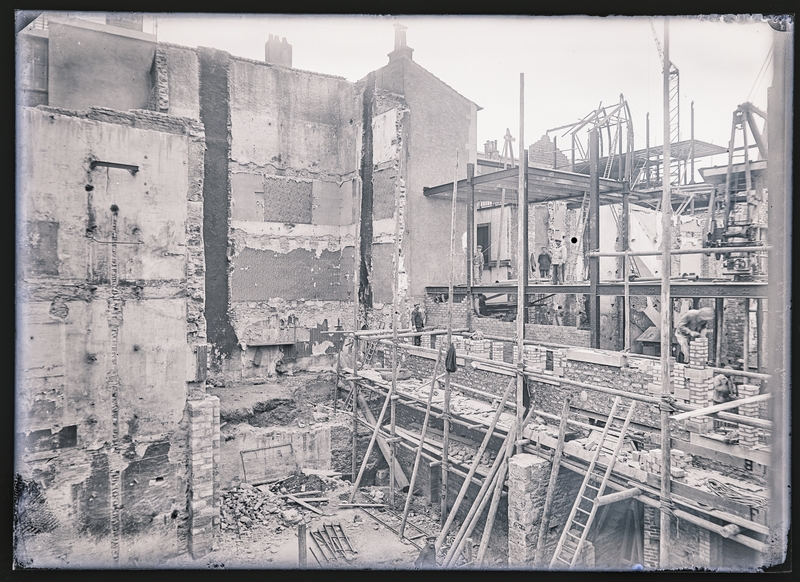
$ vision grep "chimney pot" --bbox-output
[388,24,413,63]
[265,33,292,68]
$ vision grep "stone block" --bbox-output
[684,418,713,434]
[673,388,690,401]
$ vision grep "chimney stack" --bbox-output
[388,23,414,63]
[265,34,292,68]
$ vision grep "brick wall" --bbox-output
[423,294,470,330]
[187,395,220,557]
[472,317,591,348]
[507,454,589,568]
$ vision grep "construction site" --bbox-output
[14,12,792,571]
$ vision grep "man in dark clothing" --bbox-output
[411,303,424,346]
[414,536,438,569]
[536,246,551,279]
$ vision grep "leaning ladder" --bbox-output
[363,321,386,365]
[549,396,637,569]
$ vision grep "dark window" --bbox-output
[545,350,554,371]
[476,223,491,263]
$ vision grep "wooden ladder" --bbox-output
[549,396,637,569]
[363,321,386,365]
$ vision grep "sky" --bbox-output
[57,13,778,168]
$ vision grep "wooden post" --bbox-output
[195,344,207,384]
[534,397,571,565]
[399,343,445,537]
[298,522,307,567]
[467,163,475,329]
[659,18,673,568]
[351,379,358,483]
[436,377,515,551]
[475,451,507,566]
[348,380,397,503]
[442,150,459,524]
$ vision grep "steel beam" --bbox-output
[588,128,601,348]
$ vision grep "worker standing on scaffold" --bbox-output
[551,238,567,284]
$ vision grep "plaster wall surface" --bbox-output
[16,105,206,566]
[376,57,477,297]
[163,44,200,120]
[47,21,156,112]
[228,58,358,175]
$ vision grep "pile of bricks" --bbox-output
[639,448,662,475]
[491,341,505,363]
[669,449,690,479]
[638,448,691,479]
[465,338,491,359]
[737,384,760,448]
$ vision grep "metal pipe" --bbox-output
[467,163,475,330]
[516,72,527,456]
[659,18,673,568]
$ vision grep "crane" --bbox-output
[649,19,681,186]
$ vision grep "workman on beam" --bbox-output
[674,306,715,363]
[411,302,425,346]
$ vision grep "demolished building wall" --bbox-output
[15,105,215,566]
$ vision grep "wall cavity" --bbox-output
[358,72,375,310]
[198,47,239,360]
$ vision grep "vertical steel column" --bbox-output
[743,298,750,374]
[588,128,601,349]
[515,73,527,455]
[554,135,559,169]
[659,18,674,569]
[756,298,763,374]
[690,101,696,183]
[571,132,576,173]
[714,298,724,366]
[645,113,651,188]
[622,183,631,351]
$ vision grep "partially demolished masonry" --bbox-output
[15,13,790,570]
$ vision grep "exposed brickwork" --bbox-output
[737,384,760,449]
[507,453,549,567]
[187,395,220,557]
[528,135,570,170]
[642,506,660,568]
[507,454,585,568]
[472,316,591,347]
[148,47,170,114]
[423,294,470,330]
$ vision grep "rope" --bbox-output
[659,498,676,518]
[704,478,768,508]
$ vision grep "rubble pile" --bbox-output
[221,472,337,534]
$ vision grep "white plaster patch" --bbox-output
[311,340,334,356]
[372,108,398,164]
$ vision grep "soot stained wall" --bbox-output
[199,47,238,358]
